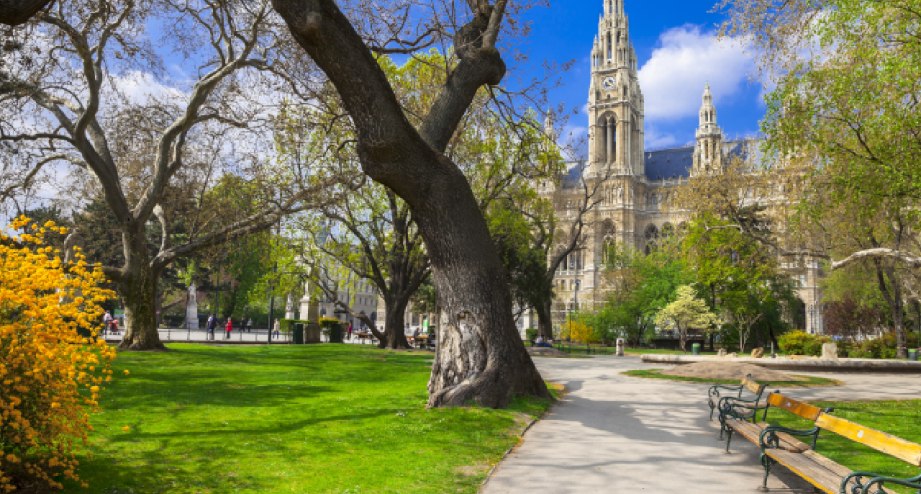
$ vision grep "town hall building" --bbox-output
[540,0,825,335]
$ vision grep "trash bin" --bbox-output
[293,323,305,345]
[691,343,701,355]
[909,348,918,361]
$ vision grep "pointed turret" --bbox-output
[588,0,645,177]
[692,84,724,177]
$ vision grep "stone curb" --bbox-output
[640,354,921,373]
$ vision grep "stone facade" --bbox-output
[543,0,824,334]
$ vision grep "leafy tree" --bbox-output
[719,0,921,357]
[655,285,720,352]
[0,217,115,492]
[0,0,333,350]
[599,241,691,346]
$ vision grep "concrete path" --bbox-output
[481,355,921,494]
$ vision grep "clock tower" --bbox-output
[588,0,645,177]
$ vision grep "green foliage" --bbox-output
[654,285,720,349]
[320,317,345,343]
[777,330,831,356]
[525,328,538,342]
[279,319,310,335]
[598,243,691,345]
[850,333,921,359]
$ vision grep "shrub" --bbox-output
[0,217,116,492]
[851,332,921,359]
[777,330,830,356]
[319,317,344,343]
[525,328,538,343]
[279,319,310,334]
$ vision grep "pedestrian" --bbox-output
[206,314,216,340]
[347,322,353,340]
[225,318,232,340]
[272,319,280,338]
[110,317,119,335]
[246,318,253,333]
[102,310,112,336]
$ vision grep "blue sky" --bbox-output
[506,0,765,152]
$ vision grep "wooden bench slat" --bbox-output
[742,375,765,395]
[729,421,811,452]
[765,449,845,494]
[766,393,823,421]
[815,413,921,466]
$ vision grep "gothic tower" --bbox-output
[588,0,645,178]
[691,84,724,176]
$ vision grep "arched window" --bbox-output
[644,224,660,254]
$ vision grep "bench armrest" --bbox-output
[720,398,762,421]
[842,471,921,493]
[759,425,820,451]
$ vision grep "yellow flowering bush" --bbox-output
[0,217,115,492]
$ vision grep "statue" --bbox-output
[185,283,199,330]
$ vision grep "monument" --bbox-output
[185,283,199,330]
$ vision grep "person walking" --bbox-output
[225,318,233,340]
[206,314,216,341]
[102,310,113,336]
[347,322,353,340]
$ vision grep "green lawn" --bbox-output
[66,344,552,494]
[622,368,839,387]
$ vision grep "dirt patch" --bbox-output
[527,347,569,357]
[660,361,802,382]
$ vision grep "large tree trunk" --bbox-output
[536,296,554,340]
[119,266,166,350]
[416,184,549,408]
[118,234,166,351]
[381,297,410,350]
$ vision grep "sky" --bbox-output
[506,0,765,152]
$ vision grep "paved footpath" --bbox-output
[481,355,921,494]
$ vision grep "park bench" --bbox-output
[758,410,921,493]
[722,391,826,454]
[707,374,767,423]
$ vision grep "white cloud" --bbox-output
[109,70,186,105]
[560,124,588,159]
[638,25,755,121]
[644,125,680,151]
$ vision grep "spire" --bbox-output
[699,83,717,128]
[693,83,723,177]
[544,109,556,141]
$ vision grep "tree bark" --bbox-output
[536,296,554,340]
[0,0,51,25]
[118,242,166,350]
[381,296,410,350]
[273,0,549,408]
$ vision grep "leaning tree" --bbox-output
[272,0,550,407]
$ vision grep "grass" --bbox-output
[622,368,840,387]
[65,344,553,494]
[767,400,921,490]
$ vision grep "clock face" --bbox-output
[602,76,616,89]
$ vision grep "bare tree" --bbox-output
[0,0,334,350]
